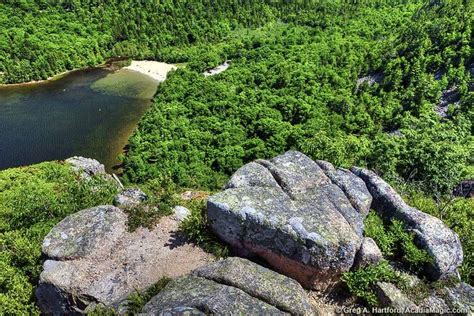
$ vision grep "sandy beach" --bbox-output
[124,60,177,82]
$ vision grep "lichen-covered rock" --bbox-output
[225,161,279,189]
[142,275,284,315]
[316,161,372,215]
[158,306,205,315]
[114,188,148,209]
[443,282,474,313]
[353,237,383,268]
[207,151,364,289]
[375,282,417,310]
[351,167,463,280]
[418,294,450,311]
[36,209,212,314]
[192,257,313,315]
[42,205,127,260]
[66,156,106,178]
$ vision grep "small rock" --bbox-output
[66,156,106,178]
[114,188,148,209]
[173,206,191,222]
[353,237,383,268]
[375,282,417,310]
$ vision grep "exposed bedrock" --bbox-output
[36,205,212,314]
[142,257,315,315]
[208,150,463,289]
[208,151,369,290]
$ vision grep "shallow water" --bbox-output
[0,67,158,172]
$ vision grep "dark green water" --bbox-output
[0,67,159,172]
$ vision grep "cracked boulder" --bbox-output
[351,167,463,280]
[142,257,314,315]
[207,151,369,290]
[36,205,213,314]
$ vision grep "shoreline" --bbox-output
[0,69,75,87]
[0,58,177,88]
[0,60,177,87]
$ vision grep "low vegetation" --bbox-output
[124,277,172,314]
[0,0,472,313]
[179,199,229,258]
[124,178,178,231]
[342,261,404,306]
[343,210,434,306]
[0,162,118,315]
[364,211,432,273]
[400,185,474,284]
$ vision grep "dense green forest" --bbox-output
[0,0,473,313]
[0,0,283,83]
[122,0,473,196]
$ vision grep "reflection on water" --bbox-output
[0,67,159,172]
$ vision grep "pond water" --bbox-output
[0,67,159,172]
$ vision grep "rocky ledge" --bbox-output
[208,151,463,289]
[35,154,470,314]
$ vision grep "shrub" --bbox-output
[364,211,432,273]
[179,200,229,258]
[342,261,403,306]
[400,185,474,284]
[124,277,171,314]
[125,178,178,231]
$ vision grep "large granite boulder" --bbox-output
[207,151,368,289]
[351,167,463,280]
[36,206,213,314]
[142,257,314,315]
